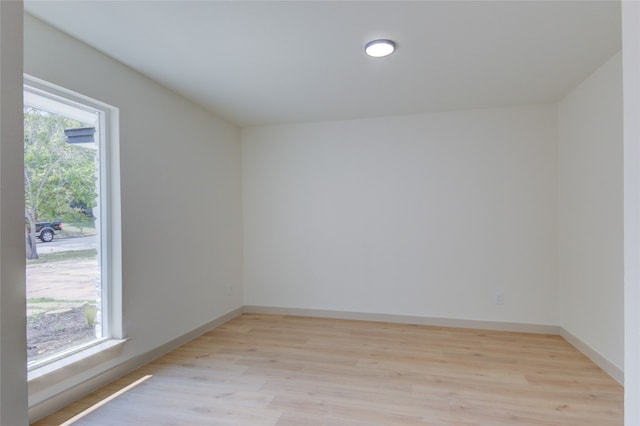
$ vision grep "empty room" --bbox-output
[0,1,638,425]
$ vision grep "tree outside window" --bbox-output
[24,106,97,260]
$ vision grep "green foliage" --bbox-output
[63,220,96,237]
[24,106,97,258]
[84,304,97,327]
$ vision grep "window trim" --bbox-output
[24,75,123,375]
[27,339,128,395]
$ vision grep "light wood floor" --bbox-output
[33,314,623,426]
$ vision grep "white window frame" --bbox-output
[24,75,124,378]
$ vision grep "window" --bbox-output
[24,76,121,371]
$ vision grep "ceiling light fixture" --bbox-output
[364,39,396,58]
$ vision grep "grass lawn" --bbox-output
[27,297,92,316]
[27,248,97,265]
[60,221,96,237]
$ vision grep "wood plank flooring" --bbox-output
[32,314,623,425]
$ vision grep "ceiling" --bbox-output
[24,1,621,127]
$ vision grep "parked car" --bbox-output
[35,220,62,242]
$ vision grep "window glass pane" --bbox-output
[24,90,104,365]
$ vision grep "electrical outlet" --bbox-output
[226,284,233,296]
[495,291,504,305]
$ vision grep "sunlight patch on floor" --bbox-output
[60,375,152,425]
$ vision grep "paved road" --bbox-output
[36,234,96,254]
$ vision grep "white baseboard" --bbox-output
[28,306,244,424]
[243,305,561,334]
[559,327,624,385]
[244,305,623,385]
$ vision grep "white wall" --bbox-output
[243,105,558,326]
[24,13,243,416]
[623,1,640,423]
[557,52,623,373]
[0,2,27,425]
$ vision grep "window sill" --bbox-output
[28,339,128,395]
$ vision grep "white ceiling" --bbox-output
[24,1,621,127]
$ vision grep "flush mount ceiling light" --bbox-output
[364,39,396,58]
